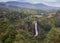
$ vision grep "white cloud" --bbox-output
[0,0,59,3]
[18,0,43,3]
[43,0,56,2]
[0,0,17,2]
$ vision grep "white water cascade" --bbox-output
[34,21,38,37]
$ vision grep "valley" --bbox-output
[0,2,60,43]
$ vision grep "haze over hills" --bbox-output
[0,1,60,10]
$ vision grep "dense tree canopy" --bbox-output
[0,6,60,43]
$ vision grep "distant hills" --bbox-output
[0,1,60,11]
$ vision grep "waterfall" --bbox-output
[34,21,38,37]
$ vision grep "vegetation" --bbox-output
[0,6,60,43]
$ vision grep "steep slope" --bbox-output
[44,28,60,43]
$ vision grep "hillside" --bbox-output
[0,4,60,43]
[0,1,60,11]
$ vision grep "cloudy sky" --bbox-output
[0,0,60,7]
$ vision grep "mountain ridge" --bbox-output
[0,1,60,10]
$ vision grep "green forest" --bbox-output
[0,6,60,43]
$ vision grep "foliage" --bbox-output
[0,6,60,43]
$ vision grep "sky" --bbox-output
[0,0,60,7]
